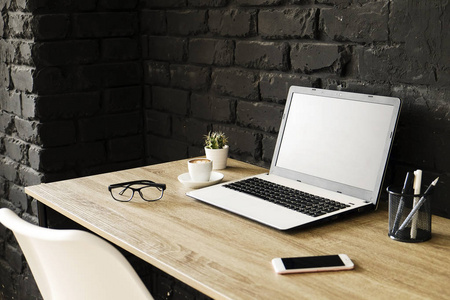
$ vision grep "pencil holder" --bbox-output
[387,186,432,243]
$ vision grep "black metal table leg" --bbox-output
[37,201,48,227]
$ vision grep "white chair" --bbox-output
[0,208,154,300]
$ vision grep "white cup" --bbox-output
[188,158,212,182]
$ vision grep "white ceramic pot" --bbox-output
[204,145,229,170]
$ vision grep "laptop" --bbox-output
[187,86,401,230]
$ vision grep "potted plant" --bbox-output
[204,131,229,170]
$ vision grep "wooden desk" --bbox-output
[25,159,450,299]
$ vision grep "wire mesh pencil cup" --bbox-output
[387,186,432,243]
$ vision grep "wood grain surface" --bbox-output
[25,158,450,299]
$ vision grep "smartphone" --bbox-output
[272,254,354,274]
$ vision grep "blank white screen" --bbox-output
[276,93,394,191]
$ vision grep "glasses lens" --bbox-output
[139,186,164,201]
[110,186,134,202]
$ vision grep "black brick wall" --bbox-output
[1,0,450,299]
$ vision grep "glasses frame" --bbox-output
[108,180,166,202]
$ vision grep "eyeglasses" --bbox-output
[108,180,166,202]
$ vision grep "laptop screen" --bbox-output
[271,87,401,204]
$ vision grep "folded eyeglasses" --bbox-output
[108,180,166,202]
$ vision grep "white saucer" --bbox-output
[178,172,224,189]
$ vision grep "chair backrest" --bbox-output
[0,208,153,300]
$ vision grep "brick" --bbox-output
[190,93,235,123]
[144,61,170,86]
[14,117,38,143]
[146,110,171,137]
[144,86,152,108]
[17,267,41,300]
[0,177,5,198]
[356,44,436,85]
[211,68,259,100]
[35,92,101,121]
[209,9,257,37]
[9,184,27,211]
[214,125,259,156]
[0,260,17,300]
[188,0,228,7]
[17,41,33,65]
[322,79,390,96]
[35,147,75,172]
[0,11,3,36]
[75,142,107,168]
[290,43,350,74]
[4,137,27,163]
[0,39,15,63]
[1,91,21,115]
[7,12,33,39]
[21,93,36,119]
[32,14,69,40]
[0,63,9,90]
[143,0,186,8]
[167,10,207,36]
[29,0,96,12]
[38,120,77,147]
[0,156,18,182]
[101,38,139,61]
[37,143,105,172]
[152,87,189,115]
[141,10,166,35]
[321,2,388,43]
[104,86,142,113]
[80,62,142,88]
[262,134,277,162]
[72,12,137,38]
[259,72,318,102]
[108,135,144,162]
[33,66,74,94]
[11,66,34,93]
[1,40,32,66]
[390,1,450,87]
[98,0,138,10]
[188,38,233,66]
[107,112,143,138]
[235,41,288,71]
[148,36,186,62]
[78,112,142,142]
[238,0,282,5]
[172,116,207,143]
[28,145,41,170]
[146,134,188,162]
[141,35,149,59]
[170,64,210,90]
[5,244,23,273]
[18,165,44,186]
[390,2,442,44]
[236,101,283,133]
[259,8,317,39]
[315,0,352,6]
[391,86,450,131]
[0,112,13,134]
[33,40,99,66]
[30,199,39,217]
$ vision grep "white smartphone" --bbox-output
[272,254,354,274]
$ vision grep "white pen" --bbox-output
[397,177,438,233]
[410,170,422,239]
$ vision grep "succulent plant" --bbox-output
[204,131,228,149]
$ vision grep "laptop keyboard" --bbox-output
[224,177,351,217]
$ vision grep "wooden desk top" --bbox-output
[26,159,450,299]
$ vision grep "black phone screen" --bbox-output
[282,255,345,269]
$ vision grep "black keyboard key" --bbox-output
[224,178,352,217]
